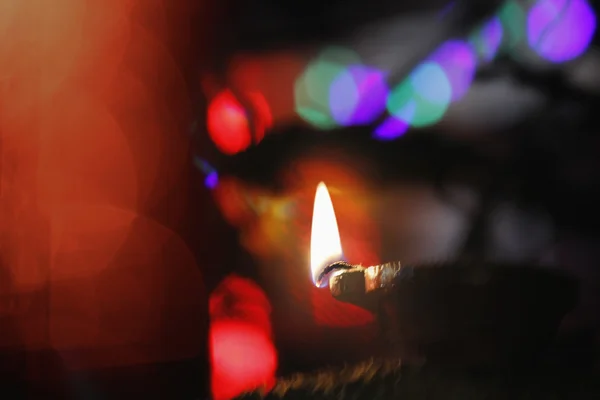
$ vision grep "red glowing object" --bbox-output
[207,90,273,155]
[207,90,252,155]
[248,92,273,143]
[210,274,273,335]
[210,275,277,399]
[210,321,277,400]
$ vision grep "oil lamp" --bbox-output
[310,182,579,367]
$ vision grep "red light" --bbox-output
[210,321,277,400]
[210,274,272,335]
[207,90,252,155]
[207,90,273,155]
[209,275,277,399]
[247,92,273,144]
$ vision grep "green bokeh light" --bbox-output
[386,62,451,128]
[497,0,526,52]
[294,47,361,129]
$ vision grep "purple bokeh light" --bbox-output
[205,171,219,189]
[428,40,477,101]
[527,0,597,63]
[329,65,389,126]
[480,18,503,61]
[373,101,415,140]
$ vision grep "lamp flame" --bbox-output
[310,182,343,287]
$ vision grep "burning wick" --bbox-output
[310,182,409,300]
[315,261,354,287]
[319,261,409,302]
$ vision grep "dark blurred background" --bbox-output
[0,0,599,398]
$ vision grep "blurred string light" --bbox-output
[470,17,504,62]
[373,112,413,141]
[204,0,598,155]
[294,24,480,137]
[206,89,272,155]
[497,0,526,52]
[374,40,475,140]
[193,156,219,189]
[527,0,596,63]
[290,0,597,142]
[385,63,452,128]
[294,47,363,129]
[329,66,389,126]
[207,90,253,155]
[429,40,478,101]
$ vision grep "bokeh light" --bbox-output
[247,91,273,143]
[193,156,219,190]
[210,321,276,400]
[527,0,597,63]
[207,90,273,155]
[497,0,526,52]
[374,40,475,141]
[294,47,361,129]
[470,18,504,62]
[210,275,277,400]
[205,172,219,189]
[207,90,253,155]
[329,65,389,126]
[212,178,257,228]
[50,210,205,368]
[0,0,207,368]
[227,53,305,127]
[429,40,477,100]
[386,62,452,128]
[373,111,412,141]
